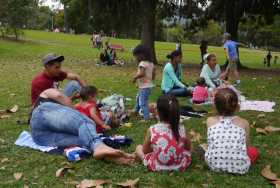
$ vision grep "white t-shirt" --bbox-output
[137,61,154,89]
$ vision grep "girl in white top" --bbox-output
[205,88,259,174]
[132,44,155,120]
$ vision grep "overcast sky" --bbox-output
[41,0,62,10]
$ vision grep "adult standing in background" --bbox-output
[223,33,243,85]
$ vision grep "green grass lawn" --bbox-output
[0,30,280,188]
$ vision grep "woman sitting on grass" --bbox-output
[205,88,259,174]
[30,88,135,165]
[200,54,226,91]
[161,50,191,97]
[135,95,192,171]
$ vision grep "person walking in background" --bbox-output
[200,40,208,68]
[266,50,272,67]
[223,33,244,85]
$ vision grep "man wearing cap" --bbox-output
[31,53,86,105]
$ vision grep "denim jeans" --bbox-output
[30,102,102,152]
[63,80,81,97]
[164,86,190,97]
[135,88,151,120]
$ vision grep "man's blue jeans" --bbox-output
[135,88,151,120]
[30,102,102,152]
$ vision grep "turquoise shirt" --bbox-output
[200,64,221,89]
[161,62,185,92]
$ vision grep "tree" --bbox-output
[0,0,37,40]
[141,0,157,63]
[208,0,280,40]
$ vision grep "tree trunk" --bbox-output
[225,0,239,41]
[224,0,248,69]
[64,4,69,33]
[88,0,93,18]
[141,0,157,64]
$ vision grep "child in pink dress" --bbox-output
[192,77,209,104]
[135,95,192,171]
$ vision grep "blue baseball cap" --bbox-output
[42,53,64,66]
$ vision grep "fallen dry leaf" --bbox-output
[0,110,5,115]
[261,165,280,181]
[76,179,107,188]
[190,130,201,142]
[256,128,267,135]
[7,105,19,113]
[1,158,9,163]
[23,185,29,188]
[56,167,73,178]
[0,115,11,119]
[14,172,23,181]
[200,143,208,151]
[265,126,280,133]
[116,178,139,188]
[257,114,266,118]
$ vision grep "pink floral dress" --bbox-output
[143,123,191,171]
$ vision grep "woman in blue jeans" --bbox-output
[30,88,135,165]
[161,50,191,97]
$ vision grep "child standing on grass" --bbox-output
[135,95,192,171]
[192,77,209,104]
[75,86,118,133]
[205,88,259,174]
[132,44,155,121]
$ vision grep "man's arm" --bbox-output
[66,72,86,87]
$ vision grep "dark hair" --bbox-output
[157,95,180,141]
[206,54,216,62]
[166,50,182,61]
[133,44,151,62]
[80,86,97,101]
[214,88,239,116]
[196,77,206,86]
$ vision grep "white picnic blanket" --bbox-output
[240,100,276,112]
[15,131,57,152]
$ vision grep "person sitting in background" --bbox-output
[75,86,120,133]
[205,88,259,174]
[200,54,226,91]
[31,53,86,105]
[135,95,192,171]
[192,77,208,104]
[161,50,191,97]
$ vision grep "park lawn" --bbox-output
[0,31,280,187]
